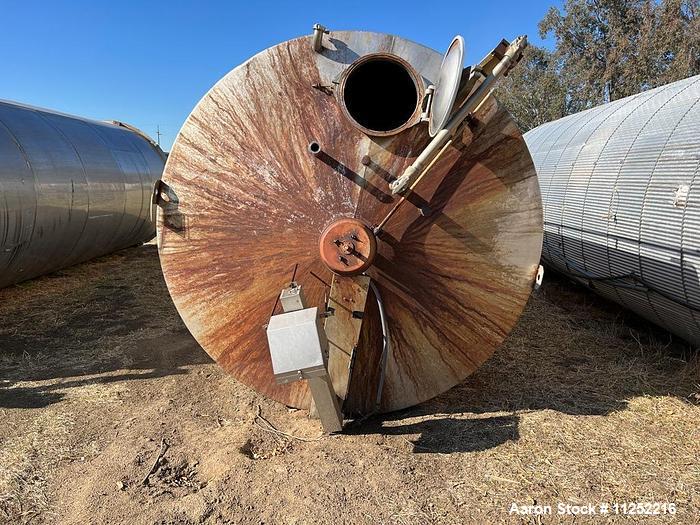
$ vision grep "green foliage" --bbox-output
[495,46,568,131]
[496,0,700,131]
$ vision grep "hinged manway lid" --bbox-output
[428,35,465,137]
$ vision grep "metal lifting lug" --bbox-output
[152,179,177,208]
[312,23,329,53]
[534,265,544,291]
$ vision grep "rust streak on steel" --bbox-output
[157,31,543,413]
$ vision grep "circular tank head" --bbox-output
[156,30,543,415]
[338,53,424,136]
[319,218,377,276]
[429,35,465,137]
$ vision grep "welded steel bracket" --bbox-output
[534,265,544,291]
[153,180,188,236]
[152,179,172,208]
[324,274,371,406]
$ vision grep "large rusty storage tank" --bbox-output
[157,28,543,422]
[0,100,166,288]
[525,75,700,346]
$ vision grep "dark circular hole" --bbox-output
[343,58,418,133]
[308,141,321,154]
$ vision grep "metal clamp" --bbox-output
[152,179,175,208]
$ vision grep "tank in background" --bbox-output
[0,100,165,288]
[525,75,700,346]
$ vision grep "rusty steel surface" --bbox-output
[325,274,371,403]
[319,218,376,276]
[157,31,543,413]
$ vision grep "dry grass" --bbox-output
[0,412,73,522]
[0,244,698,524]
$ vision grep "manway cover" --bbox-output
[428,35,465,137]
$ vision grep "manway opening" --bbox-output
[341,55,421,136]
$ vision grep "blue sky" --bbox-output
[0,1,558,150]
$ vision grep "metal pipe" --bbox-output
[390,35,528,194]
[308,141,322,156]
[312,23,328,53]
[374,91,494,234]
[374,139,453,234]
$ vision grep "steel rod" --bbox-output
[390,36,528,194]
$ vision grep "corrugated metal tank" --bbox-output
[0,99,165,288]
[524,75,700,346]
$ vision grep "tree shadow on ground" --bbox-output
[0,243,211,409]
[345,271,699,453]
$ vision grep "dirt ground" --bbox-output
[0,242,698,525]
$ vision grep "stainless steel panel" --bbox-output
[266,307,328,384]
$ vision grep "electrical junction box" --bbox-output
[266,306,328,384]
[280,283,306,312]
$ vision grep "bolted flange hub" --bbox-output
[319,218,377,276]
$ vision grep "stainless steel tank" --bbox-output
[156,29,543,414]
[525,75,700,346]
[0,99,165,288]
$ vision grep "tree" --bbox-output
[651,0,700,83]
[497,0,700,129]
[540,0,646,108]
[541,0,700,104]
[495,46,567,131]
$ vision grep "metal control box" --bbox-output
[266,306,328,384]
[279,284,306,312]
